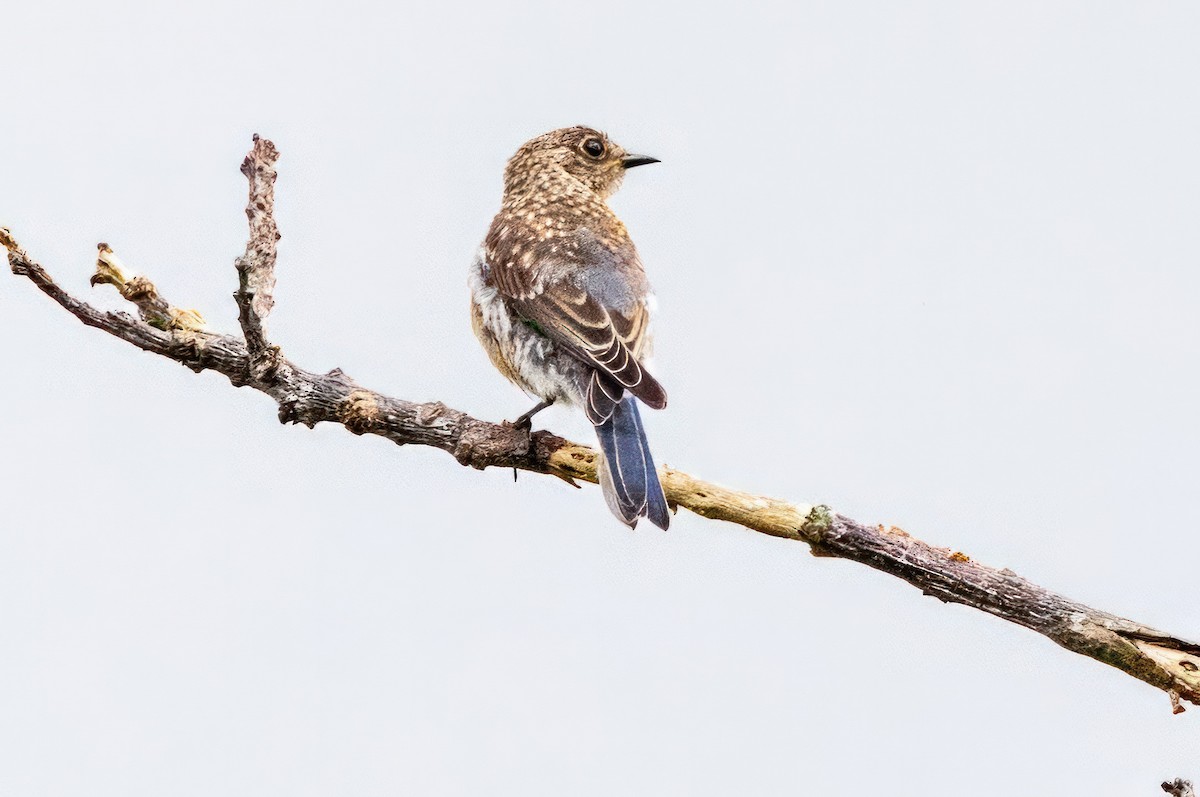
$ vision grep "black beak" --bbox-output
[621,154,660,169]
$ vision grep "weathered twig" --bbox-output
[5,136,1200,713]
[234,134,282,382]
[89,243,206,332]
[1164,779,1196,797]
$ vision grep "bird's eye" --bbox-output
[582,138,605,159]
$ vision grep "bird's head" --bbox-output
[503,126,658,199]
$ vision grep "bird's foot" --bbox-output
[503,400,555,483]
[506,398,554,430]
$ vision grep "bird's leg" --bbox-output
[508,398,554,484]
[509,398,554,430]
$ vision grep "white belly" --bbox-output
[468,251,586,406]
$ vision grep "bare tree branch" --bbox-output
[234,133,282,382]
[1164,779,1197,797]
[5,136,1200,714]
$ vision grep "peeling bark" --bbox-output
[1164,779,1197,797]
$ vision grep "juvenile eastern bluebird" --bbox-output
[469,126,670,529]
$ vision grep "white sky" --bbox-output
[2,1,1199,794]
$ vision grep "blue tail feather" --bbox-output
[594,396,670,530]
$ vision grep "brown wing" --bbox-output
[507,281,667,422]
[484,213,665,424]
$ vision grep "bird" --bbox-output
[469,126,671,530]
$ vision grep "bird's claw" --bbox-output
[504,415,534,432]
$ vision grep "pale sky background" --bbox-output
[2,2,1199,794]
